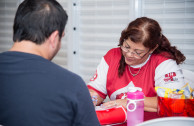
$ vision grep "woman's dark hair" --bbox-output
[13,0,68,44]
[118,17,186,77]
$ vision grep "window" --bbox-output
[0,0,18,52]
[141,0,194,71]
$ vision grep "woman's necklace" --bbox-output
[129,66,142,77]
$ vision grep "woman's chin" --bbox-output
[125,59,135,66]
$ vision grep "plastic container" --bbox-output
[157,96,194,117]
[127,87,144,126]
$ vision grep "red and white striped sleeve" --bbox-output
[87,57,109,99]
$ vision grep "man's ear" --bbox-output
[49,30,59,48]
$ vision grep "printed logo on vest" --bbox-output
[164,72,178,83]
[116,93,127,99]
[90,70,98,81]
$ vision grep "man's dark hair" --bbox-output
[13,0,68,44]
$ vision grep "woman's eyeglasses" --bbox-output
[120,45,150,59]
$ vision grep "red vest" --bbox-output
[104,48,169,98]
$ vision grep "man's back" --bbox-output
[0,51,100,126]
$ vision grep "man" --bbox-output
[0,0,100,126]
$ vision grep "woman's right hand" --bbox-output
[89,89,104,106]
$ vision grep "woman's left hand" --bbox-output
[101,99,127,109]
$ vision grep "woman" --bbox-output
[87,17,186,120]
